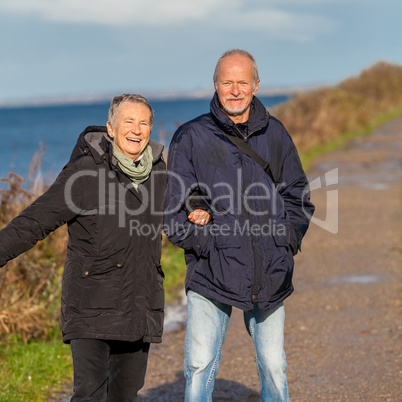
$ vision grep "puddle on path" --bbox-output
[309,159,401,190]
[326,275,385,285]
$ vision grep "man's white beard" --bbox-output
[221,101,250,117]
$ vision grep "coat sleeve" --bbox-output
[279,133,315,255]
[0,162,83,267]
[163,127,212,257]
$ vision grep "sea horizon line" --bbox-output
[0,85,320,109]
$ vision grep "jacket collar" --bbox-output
[210,92,270,138]
[71,126,164,165]
[72,126,164,205]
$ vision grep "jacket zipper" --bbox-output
[233,126,265,303]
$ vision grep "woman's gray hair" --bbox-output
[213,49,259,87]
[108,94,154,129]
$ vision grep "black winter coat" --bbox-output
[164,94,315,311]
[0,126,167,343]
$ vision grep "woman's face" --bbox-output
[107,102,152,161]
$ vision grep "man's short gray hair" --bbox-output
[213,49,259,87]
[108,94,154,129]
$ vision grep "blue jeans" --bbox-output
[184,290,289,402]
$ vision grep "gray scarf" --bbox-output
[112,143,153,189]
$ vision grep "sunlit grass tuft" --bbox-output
[161,240,186,304]
[0,337,73,401]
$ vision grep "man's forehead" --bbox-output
[221,54,252,66]
[218,55,254,77]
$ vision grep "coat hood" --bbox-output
[69,125,164,164]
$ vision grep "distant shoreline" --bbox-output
[0,86,316,109]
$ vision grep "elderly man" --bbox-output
[164,49,315,401]
[0,94,167,401]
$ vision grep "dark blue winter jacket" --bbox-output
[164,93,314,311]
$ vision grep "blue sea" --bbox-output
[0,95,288,185]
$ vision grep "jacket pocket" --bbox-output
[214,232,242,249]
[201,234,247,295]
[146,262,165,338]
[81,256,124,310]
[271,218,290,248]
[268,219,294,300]
[147,262,165,311]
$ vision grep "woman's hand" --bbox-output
[188,209,210,226]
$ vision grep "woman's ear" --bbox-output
[106,121,114,138]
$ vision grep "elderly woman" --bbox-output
[0,94,167,401]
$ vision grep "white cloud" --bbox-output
[1,0,233,25]
[0,0,334,40]
[238,9,335,41]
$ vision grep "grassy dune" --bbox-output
[272,61,402,168]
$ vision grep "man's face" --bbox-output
[107,102,152,161]
[214,54,260,124]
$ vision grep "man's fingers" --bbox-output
[188,209,210,225]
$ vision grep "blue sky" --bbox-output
[0,0,401,103]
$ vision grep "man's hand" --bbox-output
[188,209,210,226]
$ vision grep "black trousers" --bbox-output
[70,338,150,402]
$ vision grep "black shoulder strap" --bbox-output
[221,131,276,184]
